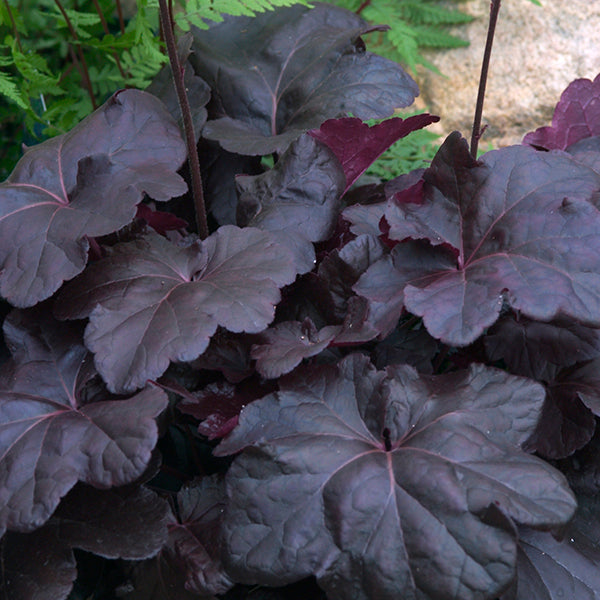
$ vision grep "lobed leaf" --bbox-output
[0,308,168,535]
[216,354,576,600]
[191,3,419,155]
[236,134,346,272]
[0,89,187,307]
[55,228,298,393]
[503,495,600,599]
[356,133,600,345]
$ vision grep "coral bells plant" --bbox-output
[2,1,600,598]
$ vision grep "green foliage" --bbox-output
[174,0,307,31]
[328,0,473,73]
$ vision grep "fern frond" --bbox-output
[398,2,474,26]
[175,0,308,31]
[0,71,29,110]
[49,6,101,39]
[411,26,470,49]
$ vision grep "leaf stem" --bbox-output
[470,0,501,158]
[54,0,98,109]
[158,0,208,240]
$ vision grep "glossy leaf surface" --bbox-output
[217,354,576,600]
[191,3,419,155]
[0,90,187,307]
[56,228,297,392]
[357,133,600,345]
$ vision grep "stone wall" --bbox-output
[416,0,600,148]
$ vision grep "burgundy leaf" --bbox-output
[524,392,596,460]
[0,308,168,534]
[52,484,170,559]
[523,73,600,150]
[136,203,188,236]
[0,89,187,307]
[169,476,234,595]
[236,134,346,273]
[357,132,600,345]
[191,4,419,155]
[0,484,169,600]
[216,354,575,600]
[0,526,76,600]
[485,315,600,381]
[309,114,439,194]
[190,328,254,383]
[317,233,386,320]
[177,379,263,440]
[503,495,600,600]
[251,318,341,378]
[55,227,297,393]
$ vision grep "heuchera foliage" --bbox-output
[2,3,600,599]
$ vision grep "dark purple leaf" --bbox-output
[317,233,386,320]
[55,227,297,393]
[309,115,439,193]
[0,526,76,600]
[199,141,263,226]
[557,358,600,415]
[216,354,575,600]
[566,136,600,175]
[0,89,187,307]
[0,308,168,534]
[191,3,419,155]
[251,318,341,378]
[358,132,600,345]
[169,476,234,595]
[354,239,456,338]
[52,484,170,559]
[0,484,169,600]
[236,134,345,273]
[485,315,600,381]
[177,379,267,440]
[341,170,424,239]
[503,495,600,600]
[524,392,596,460]
[189,328,254,383]
[126,546,211,600]
[126,477,230,599]
[371,322,439,374]
[523,73,600,150]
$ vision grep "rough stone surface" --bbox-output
[416,0,600,148]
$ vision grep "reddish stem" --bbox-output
[356,0,371,14]
[158,0,208,240]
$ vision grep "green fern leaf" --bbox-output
[0,71,29,110]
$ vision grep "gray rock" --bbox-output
[416,0,600,148]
